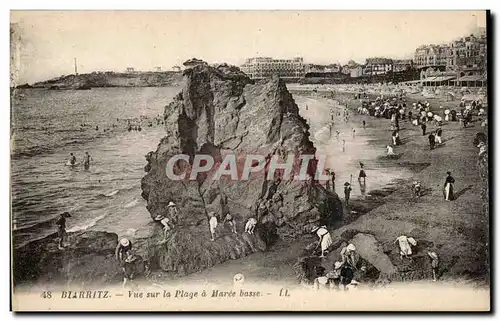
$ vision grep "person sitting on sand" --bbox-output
[245,217,257,235]
[343,182,352,206]
[312,226,333,258]
[55,212,71,250]
[209,212,218,241]
[115,238,132,265]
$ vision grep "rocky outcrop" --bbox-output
[141,62,342,276]
[31,71,183,89]
[12,231,145,287]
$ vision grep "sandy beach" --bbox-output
[140,88,488,288]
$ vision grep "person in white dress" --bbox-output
[245,217,257,234]
[312,226,333,258]
[209,212,218,241]
[386,145,395,156]
[394,235,417,260]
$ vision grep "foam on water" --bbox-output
[11,87,178,248]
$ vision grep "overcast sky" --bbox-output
[10,10,486,84]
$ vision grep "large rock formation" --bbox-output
[141,62,342,276]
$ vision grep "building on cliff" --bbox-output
[240,57,306,81]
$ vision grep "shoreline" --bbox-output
[12,87,489,289]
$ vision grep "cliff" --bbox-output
[141,63,343,276]
[30,71,183,89]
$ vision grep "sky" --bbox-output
[10,10,487,84]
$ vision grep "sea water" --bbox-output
[11,86,179,248]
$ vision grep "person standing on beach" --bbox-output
[392,130,398,146]
[358,162,366,184]
[330,170,336,192]
[352,128,356,139]
[443,171,455,201]
[435,127,443,145]
[336,130,340,140]
[428,133,436,150]
[344,182,352,206]
[342,140,346,153]
[362,120,366,129]
[55,212,71,250]
[421,122,427,136]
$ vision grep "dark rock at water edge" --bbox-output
[142,62,343,276]
[12,230,145,287]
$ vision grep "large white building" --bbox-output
[240,57,305,79]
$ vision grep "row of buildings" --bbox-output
[239,26,487,86]
[239,56,415,80]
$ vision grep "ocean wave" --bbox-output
[102,189,120,197]
[66,213,107,233]
[123,199,140,208]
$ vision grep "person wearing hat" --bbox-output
[208,212,218,241]
[443,171,455,201]
[55,212,71,250]
[167,201,179,225]
[312,226,333,258]
[115,237,133,265]
[340,243,358,268]
[343,182,352,206]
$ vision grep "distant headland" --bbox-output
[15,71,184,90]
